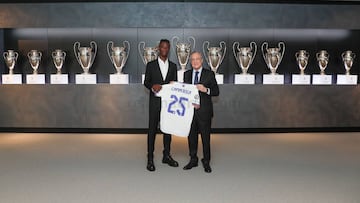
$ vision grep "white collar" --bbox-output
[193,67,203,74]
[158,57,168,64]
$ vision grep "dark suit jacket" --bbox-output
[144,59,178,112]
[184,68,219,120]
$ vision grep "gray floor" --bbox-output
[0,132,359,203]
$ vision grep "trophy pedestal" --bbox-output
[177,70,185,83]
[292,74,311,85]
[2,74,22,84]
[26,74,45,84]
[110,74,129,84]
[234,74,255,84]
[142,74,145,84]
[312,75,332,85]
[336,74,358,85]
[215,74,224,84]
[75,74,97,84]
[50,74,69,84]
[263,74,284,85]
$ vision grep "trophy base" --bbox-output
[263,74,284,85]
[110,74,129,84]
[26,74,45,84]
[76,74,97,84]
[292,74,311,85]
[234,74,255,84]
[2,74,22,84]
[142,74,145,84]
[312,74,332,85]
[177,70,185,83]
[336,74,358,85]
[50,74,69,84]
[215,74,224,84]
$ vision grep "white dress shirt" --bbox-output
[158,57,169,80]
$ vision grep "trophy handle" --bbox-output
[123,40,130,53]
[15,52,18,60]
[122,40,130,67]
[52,51,57,58]
[232,41,240,66]
[278,42,285,62]
[138,41,146,65]
[73,42,82,65]
[249,41,257,65]
[202,41,210,66]
[219,41,226,66]
[261,42,268,63]
[171,36,179,58]
[27,51,31,59]
[90,41,97,67]
[3,52,7,59]
[188,36,196,50]
[62,51,66,59]
[107,41,114,64]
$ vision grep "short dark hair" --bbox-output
[159,39,170,45]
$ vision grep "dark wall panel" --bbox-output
[1,3,360,29]
[1,85,360,129]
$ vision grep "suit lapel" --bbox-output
[199,69,207,84]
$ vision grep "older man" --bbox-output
[183,51,219,173]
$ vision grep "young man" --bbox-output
[143,39,179,172]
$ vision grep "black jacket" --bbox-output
[144,59,178,111]
[184,68,219,120]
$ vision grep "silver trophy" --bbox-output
[138,41,158,65]
[316,50,329,75]
[203,41,226,74]
[27,50,42,74]
[74,41,97,74]
[341,50,355,75]
[295,50,309,75]
[3,50,18,75]
[261,42,285,75]
[107,41,130,74]
[172,36,195,71]
[52,49,66,74]
[233,41,257,74]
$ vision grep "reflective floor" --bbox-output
[0,132,359,203]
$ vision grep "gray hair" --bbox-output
[190,51,203,60]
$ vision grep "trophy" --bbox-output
[138,41,158,65]
[261,42,285,75]
[316,50,329,75]
[203,41,226,73]
[233,41,257,74]
[172,36,195,71]
[295,50,309,75]
[73,41,97,74]
[3,50,18,75]
[342,50,355,75]
[107,41,130,74]
[52,49,66,74]
[27,50,42,74]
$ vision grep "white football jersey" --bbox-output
[156,82,200,137]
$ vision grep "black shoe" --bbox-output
[162,155,179,167]
[147,159,155,172]
[201,159,212,173]
[183,159,198,170]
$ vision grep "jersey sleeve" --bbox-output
[190,85,200,105]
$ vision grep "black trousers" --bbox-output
[147,106,171,160]
[188,112,212,162]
